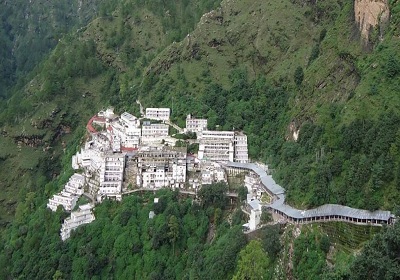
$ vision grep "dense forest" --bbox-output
[0,0,400,278]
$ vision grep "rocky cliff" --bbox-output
[354,0,390,40]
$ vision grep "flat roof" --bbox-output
[121,112,137,121]
[146,108,170,112]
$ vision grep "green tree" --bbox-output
[168,215,179,255]
[386,55,400,78]
[319,235,330,254]
[260,208,273,224]
[348,222,400,280]
[261,225,282,260]
[198,182,228,209]
[233,240,271,280]
[294,66,304,86]
[237,186,248,202]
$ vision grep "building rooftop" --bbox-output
[121,112,137,122]
[225,162,285,195]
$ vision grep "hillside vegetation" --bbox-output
[0,0,400,278]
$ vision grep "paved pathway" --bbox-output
[136,100,144,117]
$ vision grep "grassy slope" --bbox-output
[143,0,319,101]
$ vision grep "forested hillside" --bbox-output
[0,0,400,278]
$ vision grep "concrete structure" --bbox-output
[47,173,86,212]
[60,204,95,241]
[244,173,264,200]
[248,199,262,230]
[149,211,155,219]
[98,153,125,200]
[185,114,208,132]
[145,108,170,121]
[47,191,78,212]
[141,123,169,138]
[72,133,125,201]
[138,146,187,188]
[198,131,235,162]
[198,131,249,163]
[110,112,141,149]
[234,133,249,163]
[200,162,227,185]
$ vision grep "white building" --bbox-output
[198,131,249,163]
[201,170,212,185]
[60,204,95,241]
[200,162,227,185]
[145,108,170,121]
[198,131,235,162]
[247,199,262,231]
[47,173,86,212]
[47,191,79,212]
[72,137,106,172]
[120,112,140,127]
[98,153,125,200]
[234,133,249,163]
[185,114,207,132]
[244,173,264,200]
[64,174,85,196]
[141,123,169,138]
[111,112,142,149]
[138,146,187,188]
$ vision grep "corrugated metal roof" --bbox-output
[225,162,285,195]
[270,202,391,221]
[225,161,392,222]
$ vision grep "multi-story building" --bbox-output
[138,146,187,188]
[234,133,249,163]
[244,173,265,200]
[198,131,235,162]
[145,108,170,121]
[98,153,125,200]
[120,112,140,127]
[111,112,142,149]
[60,204,95,241]
[47,191,79,212]
[141,123,169,138]
[248,199,262,231]
[198,130,249,163]
[47,173,86,212]
[200,162,227,185]
[64,174,86,196]
[185,114,208,132]
[72,136,106,172]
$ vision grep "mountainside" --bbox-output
[0,0,400,278]
[0,0,106,97]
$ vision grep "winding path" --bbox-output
[224,162,394,226]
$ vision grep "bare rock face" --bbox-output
[354,0,390,40]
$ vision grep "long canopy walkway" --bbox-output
[225,162,394,226]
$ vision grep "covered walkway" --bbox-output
[224,162,394,226]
